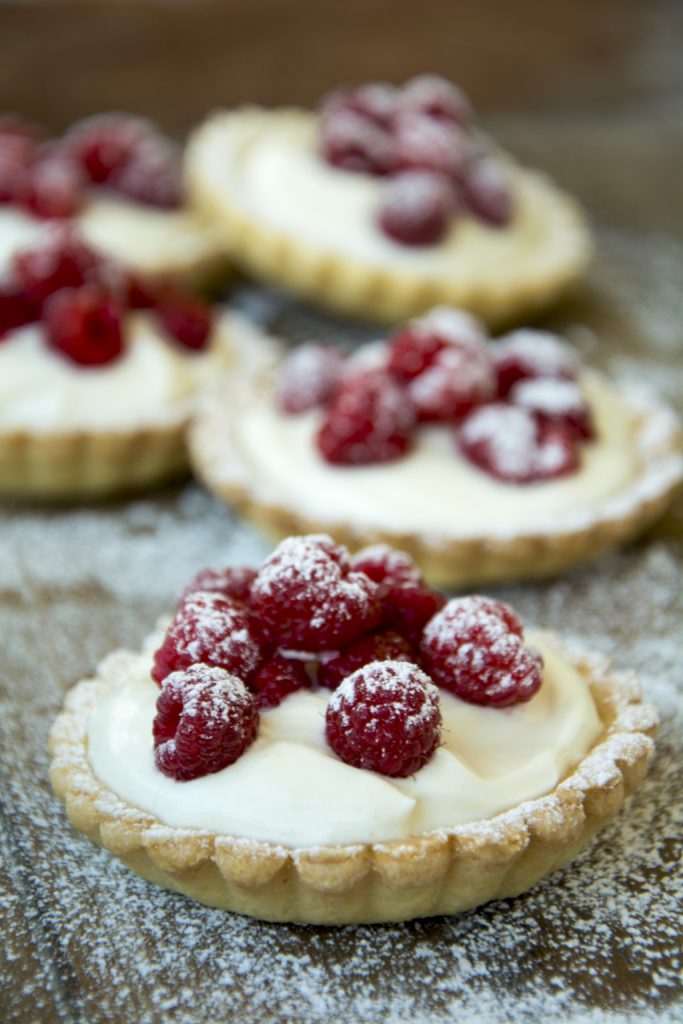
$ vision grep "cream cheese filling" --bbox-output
[196,111,577,278]
[0,313,231,431]
[86,635,602,847]
[230,373,638,537]
[0,198,221,278]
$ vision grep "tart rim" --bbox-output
[185,107,593,326]
[49,631,658,924]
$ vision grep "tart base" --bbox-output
[49,636,657,924]
[186,109,593,327]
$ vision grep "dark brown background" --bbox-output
[1,3,682,1023]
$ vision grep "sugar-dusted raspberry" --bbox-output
[250,535,381,651]
[275,342,345,414]
[251,654,311,710]
[463,156,512,227]
[18,151,86,219]
[377,170,456,246]
[155,291,213,351]
[387,305,488,383]
[110,135,182,208]
[319,107,395,176]
[317,367,415,465]
[322,84,399,127]
[407,341,495,422]
[152,591,264,686]
[494,329,579,398]
[66,113,152,184]
[351,544,422,587]
[13,229,106,310]
[457,403,579,483]
[398,74,471,126]
[0,132,37,203]
[0,277,35,338]
[394,111,471,179]
[182,566,257,605]
[325,660,441,777]
[421,596,542,706]
[510,377,594,441]
[153,664,259,781]
[318,629,414,690]
[44,285,123,367]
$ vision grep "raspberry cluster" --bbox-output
[276,307,594,480]
[151,535,543,781]
[0,228,213,364]
[318,76,512,246]
[0,112,181,220]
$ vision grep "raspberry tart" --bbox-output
[0,229,233,497]
[0,113,227,290]
[189,308,682,587]
[50,535,658,924]
[185,76,591,324]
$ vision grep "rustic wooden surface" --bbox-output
[0,3,682,1022]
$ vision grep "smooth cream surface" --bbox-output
[231,375,638,537]
[87,636,602,847]
[0,314,229,430]
[199,112,573,276]
[0,199,220,277]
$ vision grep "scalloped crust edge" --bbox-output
[185,108,592,327]
[188,316,683,588]
[49,635,657,924]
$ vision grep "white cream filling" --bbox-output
[0,313,231,431]
[87,635,602,847]
[230,374,638,537]
[0,198,221,278]
[196,111,576,278]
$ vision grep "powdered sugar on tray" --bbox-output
[1,225,683,1023]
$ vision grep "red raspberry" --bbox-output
[275,343,345,414]
[407,341,495,422]
[398,75,471,126]
[13,229,106,310]
[110,135,182,208]
[319,107,395,176]
[152,591,264,686]
[377,171,456,246]
[0,132,37,203]
[250,535,381,652]
[351,544,422,587]
[421,596,542,706]
[510,377,594,441]
[182,566,257,606]
[457,403,579,483]
[494,329,579,398]
[66,113,151,184]
[251,654,311,710]
[18,151,85,219]
[387,306,487,384]
[43,285,123,367]
[0,277,35,338]
[325,660,442,777]
[394,112,471,179]
[462,157,513,227]
[317,367,415,465]
[125,273,160,310]
[153,664,259,781]
[321,84,399,127]
[155,291,213,351]
[318,629,414,690]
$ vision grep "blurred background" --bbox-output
[0,0,681,230]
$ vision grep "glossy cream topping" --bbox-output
[195,110,577,277]
[0,313,231,431]
[87,635,602,847]
[0,198,221,278]
[229,373,638,537]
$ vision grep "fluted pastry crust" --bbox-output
[186,108,592,326]
[188,316,683,588]
[49,633,657,924]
